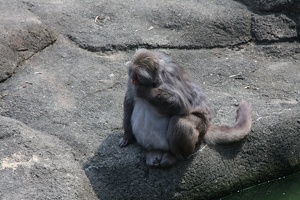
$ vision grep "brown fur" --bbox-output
[119,49,252,167]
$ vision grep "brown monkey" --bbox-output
[119,49,252,167]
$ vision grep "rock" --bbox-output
[0,44,19,82]
[83,46,300,200]
[24,0,253,50]
[0,0,299,199]
[252,14,297,42]
[0,116,97,199]
[236,0,300,40]
[0,0,56,82]
[237,0,300,12]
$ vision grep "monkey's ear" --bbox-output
[125,61,132,68]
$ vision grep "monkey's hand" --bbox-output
[136,85,190,115]
[119,137,131,147]
[135,84,152,99]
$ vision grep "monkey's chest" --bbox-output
[131,99,170,150]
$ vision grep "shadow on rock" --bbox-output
[212,139,247,159]
[83,133,197,200]
[83,132,254,199]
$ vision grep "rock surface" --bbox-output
[237,0,300,12]
[0,0,56,82]
[0,116,96,199]
[0,0,299,199]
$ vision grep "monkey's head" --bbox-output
[126,49,161,87]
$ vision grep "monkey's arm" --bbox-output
[136,85,190,115]
[119,89,135,147]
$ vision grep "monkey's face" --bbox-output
[126,61,156,86]
[126,50,162,87]
[125,49,163,87]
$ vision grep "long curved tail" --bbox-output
[204,100,252,145]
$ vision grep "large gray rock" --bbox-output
[24,0,253,49]
[83,45,300,200]
[0,0,299,199]
[0,1,56,82]
[22,0,300,48]
[252,14,297,42]
[236,0,300,40]
[0,116,97,199]
[237,0,300,12]
[1,39,299,199]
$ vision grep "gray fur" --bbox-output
[131,97,170,151]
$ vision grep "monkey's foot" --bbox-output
[146,150,177,168]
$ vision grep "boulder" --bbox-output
[252,14,297,42]
[0,0,299,199]
[0,116,97,199]
[237,0,300,12]
[0,1,56,82]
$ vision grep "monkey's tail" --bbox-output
[204,100,252,145]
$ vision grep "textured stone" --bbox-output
[0,0,299,199]
[0,1,56,82]
[252,14,297,41]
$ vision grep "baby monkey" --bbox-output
[119,49,252,167]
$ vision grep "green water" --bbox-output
[222,172,300,200]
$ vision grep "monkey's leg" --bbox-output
[146,150,177,167]
[160,152,177,167]
[119,90,135,147]
[168,115,200,159]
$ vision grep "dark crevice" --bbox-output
[67,33,300,53]
[0,1,57,83]
[253,37,300,45]
[0,38,57,84]
[16,37,57,62]
[234,0,300,14]
[67,34,254,53]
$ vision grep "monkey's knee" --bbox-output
[160,152,177,167]
[168,117,199,159]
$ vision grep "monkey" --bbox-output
[119,49,252,167]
